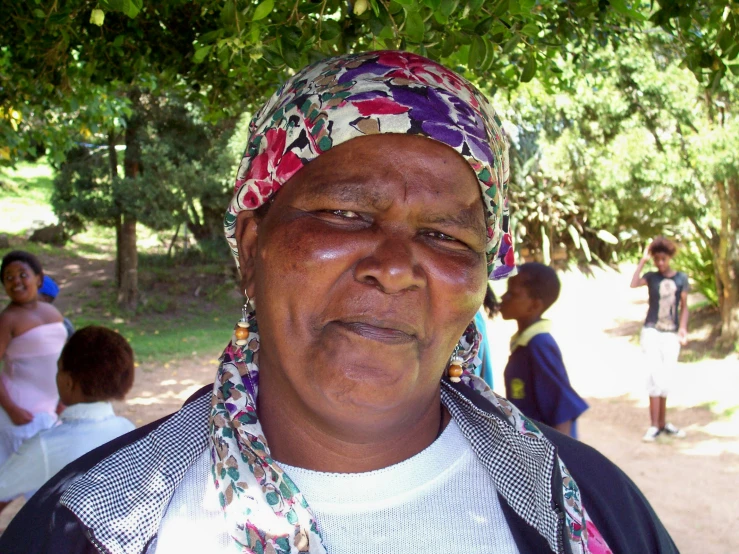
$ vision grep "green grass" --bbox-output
[0,160,57,234]
[72,312,230,365]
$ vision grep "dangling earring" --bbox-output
[447,346,464,383]
[234,290,251,346]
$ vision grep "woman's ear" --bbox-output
[235,210,260,298]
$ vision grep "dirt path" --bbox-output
[2,260,737,551]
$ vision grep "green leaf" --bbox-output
[475,16,495,35]
[124,0,142,18]
[519,0,535,11]
[596,229,619,244]
[321,20,342,41]
[580,237,592,262]
[567,224,580,248]
[469,35,484,69]
[503,35,519,53]
[723,43,739,60]
[33,8,45,18]
[404,8,425,43]
[493,0,509,16]
[520,23,539,37]
[193,45,212,63]
[520,55,536,82]
[440,0,458,17]
[252,0,274,22]
[90,8,105,26]
[440,30,457,57]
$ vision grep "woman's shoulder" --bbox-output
[1,302,63,338]
[35,301,64,324]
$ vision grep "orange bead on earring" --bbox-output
[448,349,464,383]
[235,291,251,346]
[234,326,250,343]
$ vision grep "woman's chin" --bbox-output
[313,363,424,414]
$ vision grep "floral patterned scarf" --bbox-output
[212,51,610,553]
[224,50,514,280]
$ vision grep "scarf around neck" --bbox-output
[210,312,610,554]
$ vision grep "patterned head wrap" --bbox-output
[224,49,515,280]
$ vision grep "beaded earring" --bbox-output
[447,346,464,383]
[234,290,252,346]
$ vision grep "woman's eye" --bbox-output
[426,230,458,242]
[423,230,475,251]
[327,209,361,219]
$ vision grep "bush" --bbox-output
[675,236,718,306]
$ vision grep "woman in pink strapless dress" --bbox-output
[0,251,67,465]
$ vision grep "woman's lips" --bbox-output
[333,321,417,345]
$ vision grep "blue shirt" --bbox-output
[504,332,588,438]
[0,402,134,501]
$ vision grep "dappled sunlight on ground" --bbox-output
[111,357,217,426]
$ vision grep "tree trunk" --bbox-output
[117,214,138,310]
[118,90,144,311]
[108,130,124,289]
[714,177,739,347]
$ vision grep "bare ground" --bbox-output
[2,257,738,552]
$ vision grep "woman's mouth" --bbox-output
[332,320,417,345]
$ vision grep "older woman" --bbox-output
[1,51,676,554]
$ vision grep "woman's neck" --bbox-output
[11,299,39,310]
[258,379,450,473]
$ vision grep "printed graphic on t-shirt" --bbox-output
[644,272,688,332]
[510,378,525,399]
[656,278,678,331]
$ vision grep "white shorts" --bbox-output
[640,327,681,397]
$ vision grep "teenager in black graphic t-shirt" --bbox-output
[630,237,689,442]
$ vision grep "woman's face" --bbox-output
[238,134,488,433]
[2,261,41,304]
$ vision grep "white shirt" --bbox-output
[153,419,519,554]
[0,402,134,502]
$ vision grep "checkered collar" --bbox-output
[60,382,573,554]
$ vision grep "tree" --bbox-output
[52,96,239,261]
[2,0,738,311]
[496,37,739,346]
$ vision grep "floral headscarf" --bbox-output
[224,50,515,280]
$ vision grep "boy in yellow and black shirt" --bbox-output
[500,263,588,439]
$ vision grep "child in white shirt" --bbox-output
[0,326,135,506]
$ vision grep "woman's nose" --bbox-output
[354,236,426,294]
